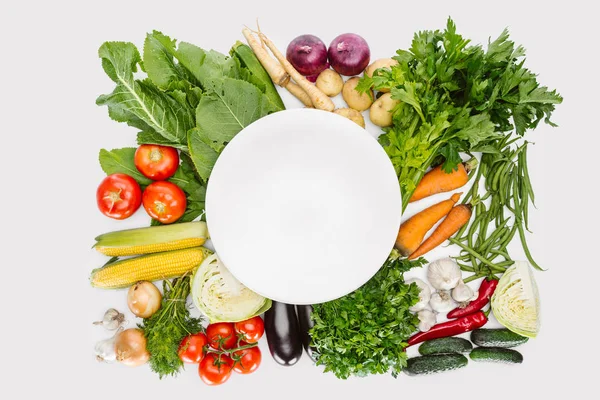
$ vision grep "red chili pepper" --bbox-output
[447,279,499,319]
[406,311,488,347]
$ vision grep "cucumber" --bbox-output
[418,337,473,355]
[471,328,529,348]
[404,354,468,376]
[470,347,523,364]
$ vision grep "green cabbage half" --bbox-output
[191,254,271,323]
[491,261,541,338]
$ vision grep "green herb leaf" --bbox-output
[310,257,426,379]
[140,276,202,379]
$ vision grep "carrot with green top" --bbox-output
[395,193,461,256]
[408,203,473,260]
[410,158,478,203]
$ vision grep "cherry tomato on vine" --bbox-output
[142,181,186,224]
[232,345,261,374]
[198,353,233,386]
[96,173,142,220]
[206,322,237,350]
[234,316,265,343]
[178,333,208,364]
[134,144,179,180]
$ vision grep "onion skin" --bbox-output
[328,33,370,76]
[286,35,328,76]
[115,328,150,367]
[127,281,162,318]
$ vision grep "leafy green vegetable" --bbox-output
[96,42,195,146]
[357,18,562,209]
[98,148,152,186]
[139,276,202,378]
[310,253,427,379]
[97,33,284,188]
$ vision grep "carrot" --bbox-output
[409,158,478,203]
[395,193,461,256]
[408,203,473,260]
[242,28,313,107]
[257,32,335,111]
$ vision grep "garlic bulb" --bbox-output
[93,308,125,330]
[417,309,436,332]
[452,280,475,303]
[430,290,457,312]
[95,326,123,363]
[406,278,432,312]
[427,258,462,290]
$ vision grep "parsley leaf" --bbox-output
[357,18,562,209]
[310,256,427,379]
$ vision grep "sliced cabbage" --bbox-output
[491,261,540,338]
[191,254,271,323]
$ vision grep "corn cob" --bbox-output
[94,222,208,256]
[91,247,212,289]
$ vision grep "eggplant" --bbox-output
[295,304,318,362]
[264,301,303,366]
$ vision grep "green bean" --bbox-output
[448,238,506,272]
[521,146,536,205]
[517,222,543,271]
[464,273,486,283]
[490,249,512,260]
[456,262,476,272]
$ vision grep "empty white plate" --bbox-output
[206,109,401,304]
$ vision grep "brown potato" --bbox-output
[333,108,365,128]
[369,93,400,127]
[316,69,343,97]
[364,58,399,93]
[342,77,373,112]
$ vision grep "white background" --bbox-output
[2,0,598,398]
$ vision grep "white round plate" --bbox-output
[206,109,401,304]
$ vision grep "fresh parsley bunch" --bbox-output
[358,18,562,209]
[310,254,426,379]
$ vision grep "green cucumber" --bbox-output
[418,337,473,355]
[404,354,468,376]
[471,328,529,348]
[469,347,523,364]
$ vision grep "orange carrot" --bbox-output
[410,159,477,203]
[395,193,461,256]
[408,203,472,260]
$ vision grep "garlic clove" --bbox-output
[406,278,432,312]
[429,290,457,312]
[417,309,436,332]
[427,258,462,290]
[452,280,475,303]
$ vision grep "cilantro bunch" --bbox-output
[310,255,426,379]
[358,18,562,209]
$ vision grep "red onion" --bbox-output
[328,33,370,76]
[286,35,329,76]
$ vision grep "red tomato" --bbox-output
[96,173,142,220]
[142,181,187,224]
[234,316,265,343]
[198,353,233,386]
[178,333,208,364]
[232,346,261,374]
[134,145,179,180]
[206,322,237,350]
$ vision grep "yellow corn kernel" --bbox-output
[93,222,209,256]
[96,237,206,256]
[91,247,212,289]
